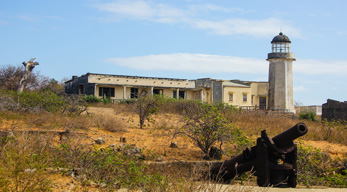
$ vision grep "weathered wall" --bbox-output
[88,73,195,89]
[322,99,347,121]
[268,59,295,113]
[65,75,89,95]
[295,105,322,115]
[212,81,223,104]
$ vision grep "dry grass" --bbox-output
[1,104,347,190]
[93,114,127,132]
[227,111,347,146]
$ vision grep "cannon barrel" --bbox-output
[272,122,307,149]
[210,123,308,184]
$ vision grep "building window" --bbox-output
[78,85,84,95]
[229,93,233,101]
[153,89,163,95]
[131,88,138,98]
[99,87,115,98]
[179,91,186,99]
[173,90,177,98]
[243,94,247,102]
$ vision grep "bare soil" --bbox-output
[1,106,347,191]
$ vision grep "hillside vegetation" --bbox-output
[0,89,347,191]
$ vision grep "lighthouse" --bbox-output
[267,32,296,113]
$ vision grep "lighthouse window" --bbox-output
[272,43,290,53]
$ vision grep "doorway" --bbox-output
[259,97,267,110]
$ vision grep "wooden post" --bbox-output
[18,58,39,93]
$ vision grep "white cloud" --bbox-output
[193,18,300,37]
[294,59,347,75]
[106,53,347,76]
[106,53,267,74]
[194,17,300,37]
[93,0,301,37]
[94,0,189,24]
[294,86,306,92]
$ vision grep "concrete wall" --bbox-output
[212,81,223,104]
[223,86,250,107]
[295,105,322,115]
[65,75,91,95]
[268,59,295,113]
[322,99,347,121]
[223,82,268,108]
[88,73,195,89]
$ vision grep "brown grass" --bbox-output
[1,104,347,190]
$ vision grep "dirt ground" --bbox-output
[1,106,347,191]
[86,107,347,161]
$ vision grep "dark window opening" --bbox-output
[131,88,138,98]
[99,87,115,98]
[173,90,177,98]
[179,91,186,99]
[229,93,233,101]
[153,89,163,95]
[259,97,267,110]
[78,85,85,95]
[243,94,247,102]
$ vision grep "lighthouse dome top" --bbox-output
[271,32,291,43]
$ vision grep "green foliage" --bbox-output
[52,142,166,190]
[297,144,347,187]
[299,111,317,121]
[85,95,102,103]
[10,90,65,113]
[134,94,165,129]
[0,90,88,115]
[0,134,53,191]
[85,95,111,104]
[174,101,249,157]
[119,98,136,104]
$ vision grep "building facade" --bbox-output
[65,32,297,112]
[65,73,268,109]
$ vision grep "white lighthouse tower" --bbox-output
[267,32,296,113]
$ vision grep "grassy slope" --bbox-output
[1,104,347,191]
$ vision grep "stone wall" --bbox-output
[295,105,322,115]
[322,99,347,121]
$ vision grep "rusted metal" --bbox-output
[210,122,308,188]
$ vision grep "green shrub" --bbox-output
[173,101,250,158]
[9,90,65,113]
[119,98,136,104]
[0,134,53,191]
[297,144,347,187]
[52,142,166,190]
[299,111,317,121]
[85,95,102,103]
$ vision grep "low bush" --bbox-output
[0,133,53,191]
[85,95,102,103]
[94,115,126,132]
[173,101,250,158]
[299,111,317,121]
[297,144,347,187]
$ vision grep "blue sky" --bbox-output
[1,0,346,106]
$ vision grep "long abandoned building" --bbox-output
[65,32,295,112]
[65,73,268,109]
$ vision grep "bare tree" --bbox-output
[133,91,163,129]
[18,58,39,93]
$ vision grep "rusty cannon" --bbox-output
[210,122,308,188]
